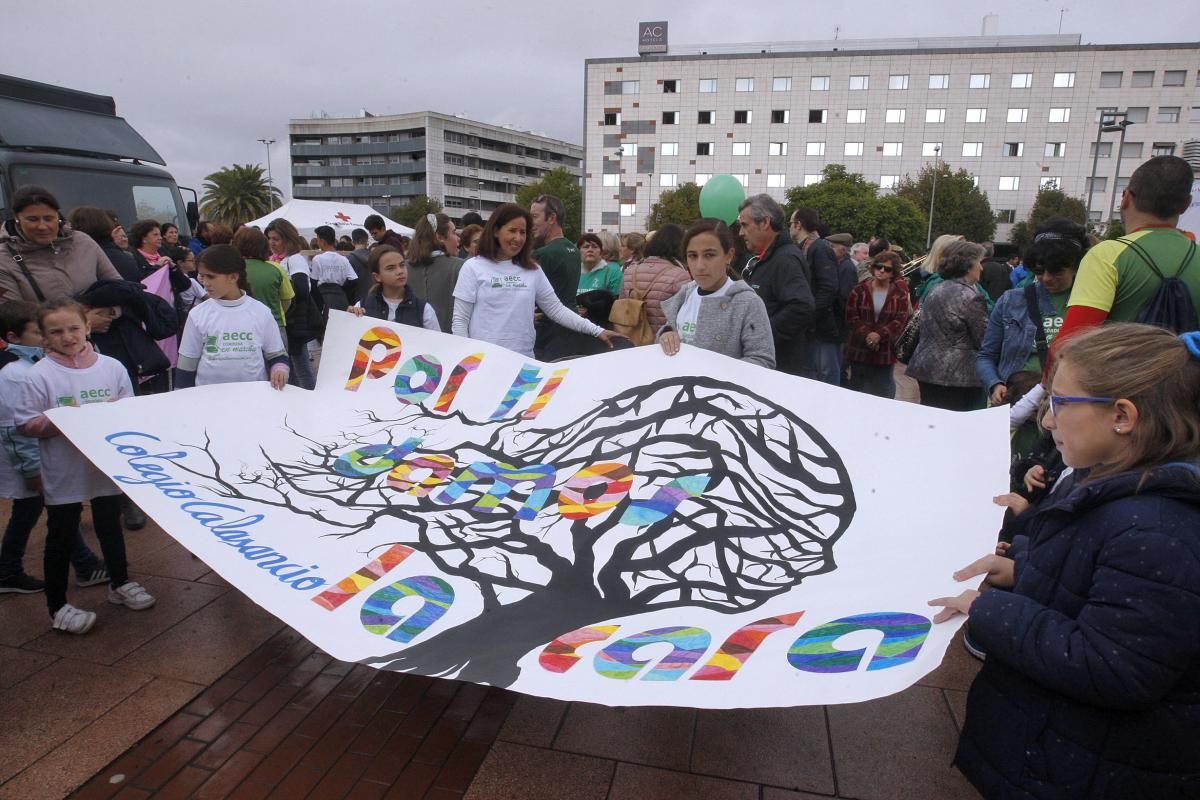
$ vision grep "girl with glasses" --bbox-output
[843,251,911,398]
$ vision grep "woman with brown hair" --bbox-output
[406,213,463,333]
[264,218,317,388]
[451,203,624,357]
[843,250,911,398]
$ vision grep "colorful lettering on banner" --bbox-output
[394,355,443,405]
[538,624,621,673]
[594,626,712,681]
[521,369,569,420]
[491,364,562,420]
[344,327,403,391]
[333,439,420,478]
[386,454,457,497]
[311,544,416,611]
[434,461,558,520]
[787,612,932,673]
[360,575,455,643]
[433,353,484,412]
[690,611,806,680]
[557,463,635,520]
[619,474,711,526]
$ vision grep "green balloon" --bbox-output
[699,175,747,224]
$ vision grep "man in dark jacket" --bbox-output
[789,208,841,384]
[736,195,815,376]
[979,241,1013,303]
[365,215,408,253]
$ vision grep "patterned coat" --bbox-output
[905,278,989,387]
[843,278,911,366]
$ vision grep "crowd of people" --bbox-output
[1,154,1198,797]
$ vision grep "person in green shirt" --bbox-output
[575,233,622,297]
[232,226,292,338]
[531,194,580,356]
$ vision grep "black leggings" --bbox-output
[918,381,984,412]
[44,495,129,616]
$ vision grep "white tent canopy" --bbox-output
[244,199,414,240]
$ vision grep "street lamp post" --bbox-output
[1107,119,1135,222]
[380,194,392,212]
[925,144,941,250]
[1086,109,1128,229]
[257,138,276,209]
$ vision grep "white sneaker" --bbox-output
[108,581,156,611]
[52,604,97,634]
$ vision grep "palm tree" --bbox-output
[199,164,283,226]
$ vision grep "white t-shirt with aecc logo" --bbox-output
[13,355,133,504]
[179,295,287,385]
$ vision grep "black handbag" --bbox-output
[893,306,922,364]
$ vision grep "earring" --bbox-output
[1114,426,1122,434]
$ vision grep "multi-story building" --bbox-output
[583,34,1200,240]
[288,111,582,222]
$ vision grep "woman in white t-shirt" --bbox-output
[13,300,156,634]
[265,218,317,389]
[176,245,290,389]
[451,203,625,357]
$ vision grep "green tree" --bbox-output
[896,163,995,246]
[199,164,281,226]
[783,164,926,253]
[1008,221,1033,255]
[1026,187,1087,228]
[647,182,702,229]
[389,195,443,228]
[1103,218,1126,240]
[515,167,582,241]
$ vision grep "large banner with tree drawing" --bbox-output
[49,312,1009,708]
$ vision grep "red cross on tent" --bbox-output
[334,212,351,222]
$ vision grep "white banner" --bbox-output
[49,311,1009,708]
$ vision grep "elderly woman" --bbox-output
[905,240,990,411]
[0,186,120,302]
[576,233,622,296]
[619,232,646,270]
[844,250,911,398]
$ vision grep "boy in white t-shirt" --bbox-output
[310,225,359,313]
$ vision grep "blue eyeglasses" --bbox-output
[1048,394,1115,417]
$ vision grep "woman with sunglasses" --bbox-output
[930,323,1200,800]
[843,251,911,398]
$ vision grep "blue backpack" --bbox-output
[1120,236,1199,334]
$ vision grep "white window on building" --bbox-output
[732,174,749,187]
[734,110,752,124]
[962,142,983,157]
[1011,72,1033,89]
[1090,141,1113,158]
[804,174,823,187]
[999,176,1020,191]
[849,75,869,91]
[620,203,637,217]
[1048,107,1071,123]
[735,77,754,92]
[1131,70,1154,88]
[662,79,678,93]
[660,142,679,156]
[969,73,991,89]
[1158,106,1181,123]
[1003,141,1024,157]
[767,174,787,188]
[809,109,828,123]
[1153,142,1176,156]
[1045,142,1067,157]
[997,209,1017,224]
[846,109,867,124]
[1163,70,1186,87]
[922,142,943,157]
[698,110,715,124]
[621,80,640,94]
[603,111,621,126]
[732,142,751,156]
[1053,72,1075,88]
[1040,177,1061,190]
[662,111,678,125]
[695,173,712,186]
[926,108,946,123]
[699,78,717,93]
[1126,107,1149,123]
[696,142,714,156]
[965,107,987,123]
[889,74,909,90]
[660,173,677,187]
[602,174,619,187]
[1099,71,1123,88]
[806,142,825,156]
[620,142,637,156]
[1192,107,1200,123]
[1086,176,1109,194]
[1121,141,1144,159]
[771,109,789,124]
[879,175,901,189]
[882,142,903,156]
[773,76,792,91]
[885,108,907,123]
[928,73,950,89]
[811,76,830,91]
[769,141,789,156]
[844,142,865,156]
[1007,107,1029,123]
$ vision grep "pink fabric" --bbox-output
[138,249,162,266]
[142,266,178,369]
[46,341,98,369]
[619,257,691,331]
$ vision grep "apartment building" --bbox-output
[583,35,1200,239]
[288,111,582,222]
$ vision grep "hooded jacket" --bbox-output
[0,220,121,302]
[659,280,775,369]
[957,463,1200,799]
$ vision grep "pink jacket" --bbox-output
[619,257,691,331]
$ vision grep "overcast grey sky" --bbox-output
[4,0,1196,196]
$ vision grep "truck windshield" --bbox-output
[9,163,190,238]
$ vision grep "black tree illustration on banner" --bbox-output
[193,377,855,686]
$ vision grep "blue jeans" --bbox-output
[288,338,315,390]
[799,341,843,385]
[0,495,104,579]
[847,362,896,399]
